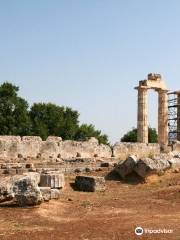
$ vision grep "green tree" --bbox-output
[61,107,79,140]
[29,103,79,140]
[148,127,158,143]
[0,81,109,143]
[75,124,109,145]
[121,127,158,143]
[0,82,30,135]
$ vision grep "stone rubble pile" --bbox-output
[115,153,180,180]
[0,171,65,207]
[75,175,106,192]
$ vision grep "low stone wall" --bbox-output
[112,142,160,160]
[0,136,112,161]
[0,136,162,162]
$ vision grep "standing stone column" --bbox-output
[137,87,148,143]
[177,93,180,141]
[158,90,168,146]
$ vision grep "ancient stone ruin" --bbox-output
[135,73,168,146]
[1,73,180,207]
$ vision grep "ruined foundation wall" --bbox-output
[0,136,112,161]
[113,142,160,160]
[0,136,162,162]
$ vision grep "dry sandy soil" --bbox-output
[0,169,180,240]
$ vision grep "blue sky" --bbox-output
[0,0,180,143]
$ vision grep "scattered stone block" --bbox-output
[23,172,40,185]
[39,187,51,201]
[0,176,15,203]
[13,174,43,206]
[39,172,65,189]
[51,189,60,199]
[168,158,180,168]
[115,155,138,179]
[46,136,62,142]
[16,168,28,175]
[134,158,170,179]
[75,175,106,192]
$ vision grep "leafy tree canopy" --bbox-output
[121,127,158,143]
[0,82,109,144]
[0,82,30,135]
[75,124,109,145]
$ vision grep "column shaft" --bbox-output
[137,88,148,143]
[158,90,168,146]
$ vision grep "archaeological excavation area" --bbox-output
[0,74,180,239]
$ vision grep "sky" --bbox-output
[0,0,180,143]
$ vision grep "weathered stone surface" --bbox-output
[168,158,180,169]
[20,136,42,159]
[51,189,60,199]
[39,172,65,189]
[115,155,138,179]
[113,142,160,160]
[0,173,42,206]
[75,175,105,192]
[88,137,99,144]
[39,187,51,201]
[0,176,15,203]
[134,158,170,179]
[0,135,112,161]
[46,136,62,142]
[135,74,168,146]
[22,136,42,142]
[23,172,40,185]
[13,174,43,206]
[40,141,59,160]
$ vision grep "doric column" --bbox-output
[158,90,168,146]
[177,93,180,141]
[137,87,148,143]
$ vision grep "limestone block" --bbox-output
[115,155,138,179]
[60,141,87,159]
[40,141,59,160]
[51,189,60,199]
[23,172,40,185]
[46,136,62,142]
[16,168,28,175]
[75,175,106,192]
[168,158,180,169]
[134,158,170,179]
[0,176,15,203]
[39,187,51,201]
[59,140,108,159]
[113,142,160,160]
[39,172,65,189]
[22,136,42,142]
[0,136,21,159]
[0,136,21,141]
[95,144,112,158]
[88,137,99,144]
[20,136,42,159]
[13,175,43,206]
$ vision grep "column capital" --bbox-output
[156,88,169,94]
[134,86,149,91]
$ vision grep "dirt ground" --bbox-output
[0,169,180,240]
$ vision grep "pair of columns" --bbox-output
[137,87,168,146]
